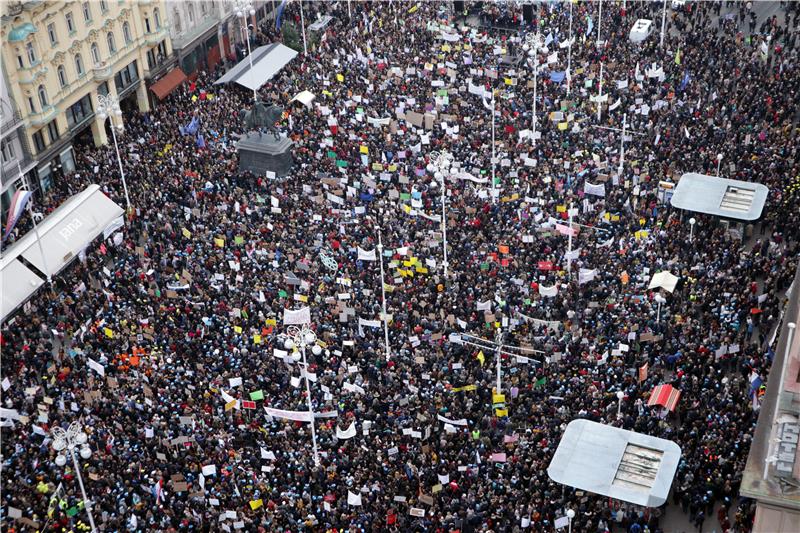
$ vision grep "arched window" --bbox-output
[106,31,116,54]
[90,42,100,64]
[123,21,132,43]
[26,42,36,64]
[188,4,195,24]
[57,65,67,87]
[74,53,84,76]
[173,10,181,33]
[154,8,161,29]
[38,85,48,107]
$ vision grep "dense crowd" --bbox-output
[2,1,800,532]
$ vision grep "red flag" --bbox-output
[638,362,649,383]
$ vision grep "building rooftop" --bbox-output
[670,172,769,221]
[547,419,681,507]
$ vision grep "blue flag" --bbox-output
[196,133,205,149]
[549,71,566,83]
[679,70,691,91]
[276,0,288,30]
[180,116,199,136]
[586,16,593,37]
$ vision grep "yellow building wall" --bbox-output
[1,0,172,156]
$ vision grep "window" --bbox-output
[75,53,84,76]
[188,4,195,24]
[1,138,15,164]
[47,121,60,143]
[114,60,139,92]
[26,42,36,64]
[90,43,100,65]
[17,55,24,69]
[145,17,151,33]
[154,8,161,29]
[65,12,75,33]
[47,23,58,45]
[28,97,36,114]
[38,85,48,107]
[97,81,109,97]
[173,11,181,33]
[32,131,46,153]
[107,32,116,54]
[201,2,207,15]
[57,65,68,87]
[66,94,93,128]
[123,22,132,43]
[100,0,108,13]
[82,2,91,22]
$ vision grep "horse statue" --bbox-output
[239,99,284,140]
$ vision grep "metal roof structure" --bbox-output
[547,419,681,507]
[670,172,768,221]
[214,44,298,92]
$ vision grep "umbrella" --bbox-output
[648,271,679,293]
[647,384,681,411]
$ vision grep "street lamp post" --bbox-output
[716,153,723,177]
[427,151,454,278]
[567,509,576,533]
[660,0,668,48]
[280,324,322,466]
[234,0,257,101]
[16,162,52,283]
[96,94,130,211]
[616,390,625,419]
[523,32,544,147]
[52,422,97,533]
[567,0,573,95]
[655,293,666,323]
[689,217,696,241]
[495,327,503,394]
[376,223,392,360]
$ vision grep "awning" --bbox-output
[150,67,188,100]
[671,173,769,221]
[1,260,45,322]
[648,384,681,411]
[214,44,298,92]
[2,185,124,280]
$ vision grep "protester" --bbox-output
[1,1,798,532]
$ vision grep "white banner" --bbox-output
[357,247,377,261]
[103,215,125,240]
[584,181,606,197]
[564,248,581,261]
[455,172,489,184]
[539,284,558,297]
[367,116,391,127]
[87,357,105,376]
[264,407,313,422]
[358,317,381,336]
[437,414,469,426]
[336,421,357,440]
[477,300,492,312]
[347,491,362,506]
[579,268,598,285]
[283,306,311,325]
[518,313,562,331]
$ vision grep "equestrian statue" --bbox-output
[239,98,284,140]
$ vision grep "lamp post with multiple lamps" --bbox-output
[51,422,97,533]
[279,323,322,466]
[426,150,454,279]
[234,0,257,101]
[522,32,544,147]
[95,94,130,211]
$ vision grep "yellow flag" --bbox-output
[182,228,192,238]
[492,393,506,404]
[383,283,395,293]
[402,205,412,214]
[556,205,567,213]
[558,122,569,131]
[336,73,344,82]
[234,326,243,334]
[408,4,419,13]
[476,351,485,366]
[496,408,509,417]
[224,400,237,411]
[103,328,114,338]
[360,145,369,154]
[504,77,513,85]
[265,318,277,326]
[214,238,225,248]
[322,89,333,97]
[253,334,262,344]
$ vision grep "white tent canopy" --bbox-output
[648,271,679,293]
[214,44,298,92]
[1,184,124,321]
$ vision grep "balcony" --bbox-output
[145,28,168,45]
[27,105,57,127]
[1,107,24,136]
[92,62,113,81]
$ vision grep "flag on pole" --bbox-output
[275,0,288,30]
[476,351,485,366]
[152,479,164,504]
[3,189,33,242]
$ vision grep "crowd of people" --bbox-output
[2,1,800,531]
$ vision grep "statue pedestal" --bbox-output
[235,133,293,177]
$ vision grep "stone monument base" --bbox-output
[235,133,293,177]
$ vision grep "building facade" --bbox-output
[1,70,37,211]
[165,0,276,78]
[740,267,800,531]
[0,0,172,192]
